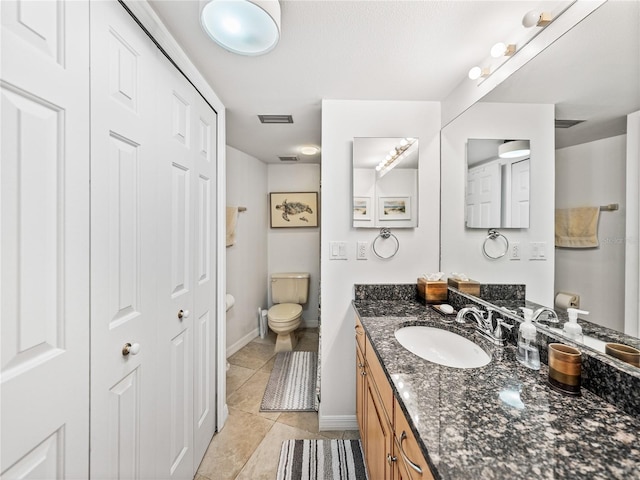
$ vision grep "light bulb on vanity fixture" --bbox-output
[522,10,553,28]
[490,42,516,58]
[468,66,490,80]
[200,0,281,56]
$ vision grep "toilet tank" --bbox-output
[271,272,310,304]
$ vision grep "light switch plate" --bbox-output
[329,241,348,260]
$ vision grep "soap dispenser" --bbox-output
[516,307,540,370]
[564,308,589,342]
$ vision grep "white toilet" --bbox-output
[268,272,310,352]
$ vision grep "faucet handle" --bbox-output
[493,318,514,340]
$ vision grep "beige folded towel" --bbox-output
[555,207,600,248]
[226,206,238,247]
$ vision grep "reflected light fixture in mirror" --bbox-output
[499,140,530,159]
[200,0,281,56]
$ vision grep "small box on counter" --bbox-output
[417,277,448,303]
[447,278,480,296]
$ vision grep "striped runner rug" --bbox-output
[260,351,318,411]
[276,439,368,480]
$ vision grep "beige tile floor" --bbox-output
[196,328,359,480]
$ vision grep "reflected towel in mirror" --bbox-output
[555,207,599,248]
[226,206,238,247]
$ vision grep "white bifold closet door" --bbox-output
[89,1,160,478]
[90,2,217,479]
[0,1,90,478]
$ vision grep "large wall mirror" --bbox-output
[449,1,640,363]
[352,137,419,228]
[466,138,530,228]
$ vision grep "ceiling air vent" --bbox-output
[278,155,299,162]
[555,119,585,129]
[258,114,293,124]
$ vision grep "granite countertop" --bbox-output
[353,299,640,480]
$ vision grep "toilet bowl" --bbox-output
[268,303,303,351]
[267,273,309,352]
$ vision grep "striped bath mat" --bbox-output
[277,439,368,480]
[261,351,318,411]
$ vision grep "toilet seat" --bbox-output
[268,303,302,322]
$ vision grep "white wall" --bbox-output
[320,100,441,429]
[268,164,321,327]
[226,146,269,355]
[441,102,555,306]
[626,111,640,337]
[555,136,627,330]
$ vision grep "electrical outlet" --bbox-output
[510,242,521,260]
[357,241,369,260]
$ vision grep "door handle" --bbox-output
[122,342,141,356]
[178,309,190,320]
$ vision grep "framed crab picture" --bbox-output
[270,192,319,228]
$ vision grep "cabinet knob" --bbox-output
[386,453,397,465]
[178,309,190,320]
[122,342,140,356]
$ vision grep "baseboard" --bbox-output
[318,414,359,431]
[226,328,259,357]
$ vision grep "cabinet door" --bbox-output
[394,400,435,480]
[364,378,393,480]
[1,1,90,477]
[356,343,366,440]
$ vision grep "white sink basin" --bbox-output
[394,326,491,369]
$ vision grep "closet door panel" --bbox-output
[192,95,217,465]
[156,62,195,480]
[89,2,158,478]
[0,1,90,477]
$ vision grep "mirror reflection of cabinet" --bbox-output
[352,137,419,228]
[466,138,530,228]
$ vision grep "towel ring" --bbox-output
[372,228,399,259]
[482,229,509,259]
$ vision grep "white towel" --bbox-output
[555,207,600,248]
[226,206,238,247]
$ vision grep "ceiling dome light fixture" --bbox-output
[200,0,281,56]
[300,146,319,155]
[498,140,531,159]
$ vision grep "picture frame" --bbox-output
[270,192,319,228]
[353,196,372,220]
[378,196,411,221]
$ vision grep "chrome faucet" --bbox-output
[531,307,559,324]
[456,306,491,329]
[456,306,513,346]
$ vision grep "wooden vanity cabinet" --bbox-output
[355,317,435,480]
[355,317,394,480]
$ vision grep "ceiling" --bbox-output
[147,0,554,164]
